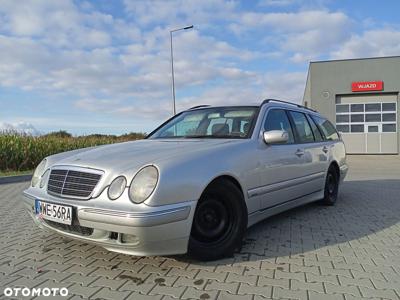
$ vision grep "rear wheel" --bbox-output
[188,179,247,261]
[320,166,339,206]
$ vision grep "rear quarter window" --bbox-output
[307,115,324,142]
[311,115,339,141]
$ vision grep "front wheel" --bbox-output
[188,179,247,261]
[320,166,339,206]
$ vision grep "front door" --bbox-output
[251,108,306,210]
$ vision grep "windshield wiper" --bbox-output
[183,135,209,138]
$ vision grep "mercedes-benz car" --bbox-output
[22,99,348,261]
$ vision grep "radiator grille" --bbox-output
[47,169,102,199]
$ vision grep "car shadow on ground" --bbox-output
[176,179,400,265]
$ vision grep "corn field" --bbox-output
[0,132,145,172]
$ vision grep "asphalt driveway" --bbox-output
[1,155,400,299]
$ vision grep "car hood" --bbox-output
[51,139,238,173]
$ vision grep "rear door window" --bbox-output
[288,111,315,143]
[312,115,340,141]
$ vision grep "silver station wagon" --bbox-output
[23,99,348,261]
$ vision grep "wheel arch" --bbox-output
[195,173,249,218]
[202,174,246,201]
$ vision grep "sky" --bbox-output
[0,0,399,135]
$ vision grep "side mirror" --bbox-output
[263,130,289,144]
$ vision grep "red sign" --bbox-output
[351,81,383,92]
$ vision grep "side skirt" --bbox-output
[247,189,324,228]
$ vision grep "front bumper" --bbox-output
[22,189,196,256]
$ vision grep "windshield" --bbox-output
[148,106,259,139]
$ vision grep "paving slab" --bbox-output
[1,155,400,299]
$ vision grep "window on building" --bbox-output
[351,125,364,133]
[365,103,381,112]
[336,125,349,133]
[351,104,364,112]
[382,113,396,122]
[368,126,379,133]
[336,104,349,113]
[382,124,396,132]
[336,115,349,123]
[336,102,397,135]
[351,114,364,122]
[365,114,381,122]
[382,103,396,111]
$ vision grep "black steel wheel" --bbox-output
[320,166,339,206]
[188,179,247,261]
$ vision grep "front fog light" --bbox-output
[121,234,139,244]
[108,176,127,200]
[129,166,158,204]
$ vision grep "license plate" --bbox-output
[35,200,73,225]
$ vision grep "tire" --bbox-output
[320,166,339,206]
[188,179,247,261]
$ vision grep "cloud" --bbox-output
[175,70,306,112]
[123,0,237,27]
[258,0,297,7]
[3,0,394,135]
[239,10,350,32]
[0,0,138,48]
[0,122,41,136]
[74,98,172,120]
[73,68,306,120]
[262,72,306,102]
[233,10,352,62]
[331,29,400,59]
[0,3,263,123]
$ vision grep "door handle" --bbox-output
[322,146,329,153]
[295,149,304,157]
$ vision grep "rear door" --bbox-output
[287,111,328,195]
[310,114,341,174]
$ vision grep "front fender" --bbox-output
[144,141,260,213]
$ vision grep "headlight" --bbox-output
[108,176,127,200]
[128,166,158,204]
[31,159,47,187]
[39,169,50,188]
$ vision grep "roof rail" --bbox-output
[189,105,211,110]
[261,98,317,112]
